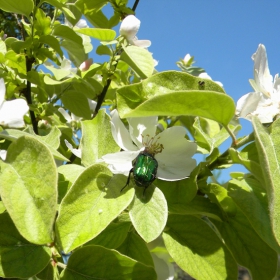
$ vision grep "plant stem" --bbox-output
[208,132,255,171]
[132,0,140,11]
[225,124,237,147]
[25,57,38,134]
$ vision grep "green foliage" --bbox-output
[0,1,279,279]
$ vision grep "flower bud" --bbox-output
[119,15,140,40]
[79,58,93,71]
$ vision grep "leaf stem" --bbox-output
[225,124,237,147]
[207,132,255,171]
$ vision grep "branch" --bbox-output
[132,0,140,11]
[24,57,38,134]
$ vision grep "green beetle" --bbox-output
[121,151,158,195]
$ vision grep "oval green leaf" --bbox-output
[0,136,57,244]
[129,186,168,243]
[117,71,235,125]
[120,45,155,79]
[0,213,51,278]
[55,165,134,252]
[0,0,33,17]
[76,28,116,41]
[80,109,120,167]
[163,214,238,280]
[60,245,156,280]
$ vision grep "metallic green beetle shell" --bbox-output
[133,152,158,187]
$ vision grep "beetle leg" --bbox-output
[121,168,133,192]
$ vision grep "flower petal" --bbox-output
[65,139,81,158]
[0,150,7,160]
[119,15,140,40]
[0,99,29,128]
[132,39,151,48]
[0,78,5,104]
[102,150,139,175]
[252,44,273,96]
[128,116,158,148]
[155,126,197,180]
[110,109,138,151]
[236,92,263,120]
[58,108,72,122]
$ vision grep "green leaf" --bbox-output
[207,183,237,217]
[61,40,87,67]
[96,44,112,56]
[81,109,120,167]
[211,208,278,280]
[39,35,63,58]
[60,245,157,280]
[0,212,51,278]
[53,25,83,45]
[55,166,134,252]
[120,45,154,79]
[0,136,57,244]
[87,220,131,249]
[45,65,71,80]
[61,90,91,119]
[0,0,33,17]
[193,117,241,154]
[58,164,85,185]
[53,25,86,66]
[0,129,68,161]
[252,117,280,245]
[36,261,59,280]
[167,195,223,221]
[117,71,235,126]
[118,231,154,267]
[129,186,168,243]
[34,8,51,36]
[228,178,280,253]
[76,28,116,41]
[156,177,197,207]
[5,50,26,75]
[229,142,264,185]
[163,214,238,280]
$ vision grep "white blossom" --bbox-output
[0,78,29,128]
[120,15,151,48]
[236,44,280,123]
[102,110,197,181]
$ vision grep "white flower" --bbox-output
[102,110,197,181]
[0,78,29,128]
[119,15,151,48]
[198,72,223,88]
[236,44,280,123]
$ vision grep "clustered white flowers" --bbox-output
[102,110,197,181]
[236,44,280,123]
[119,15,151,48]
